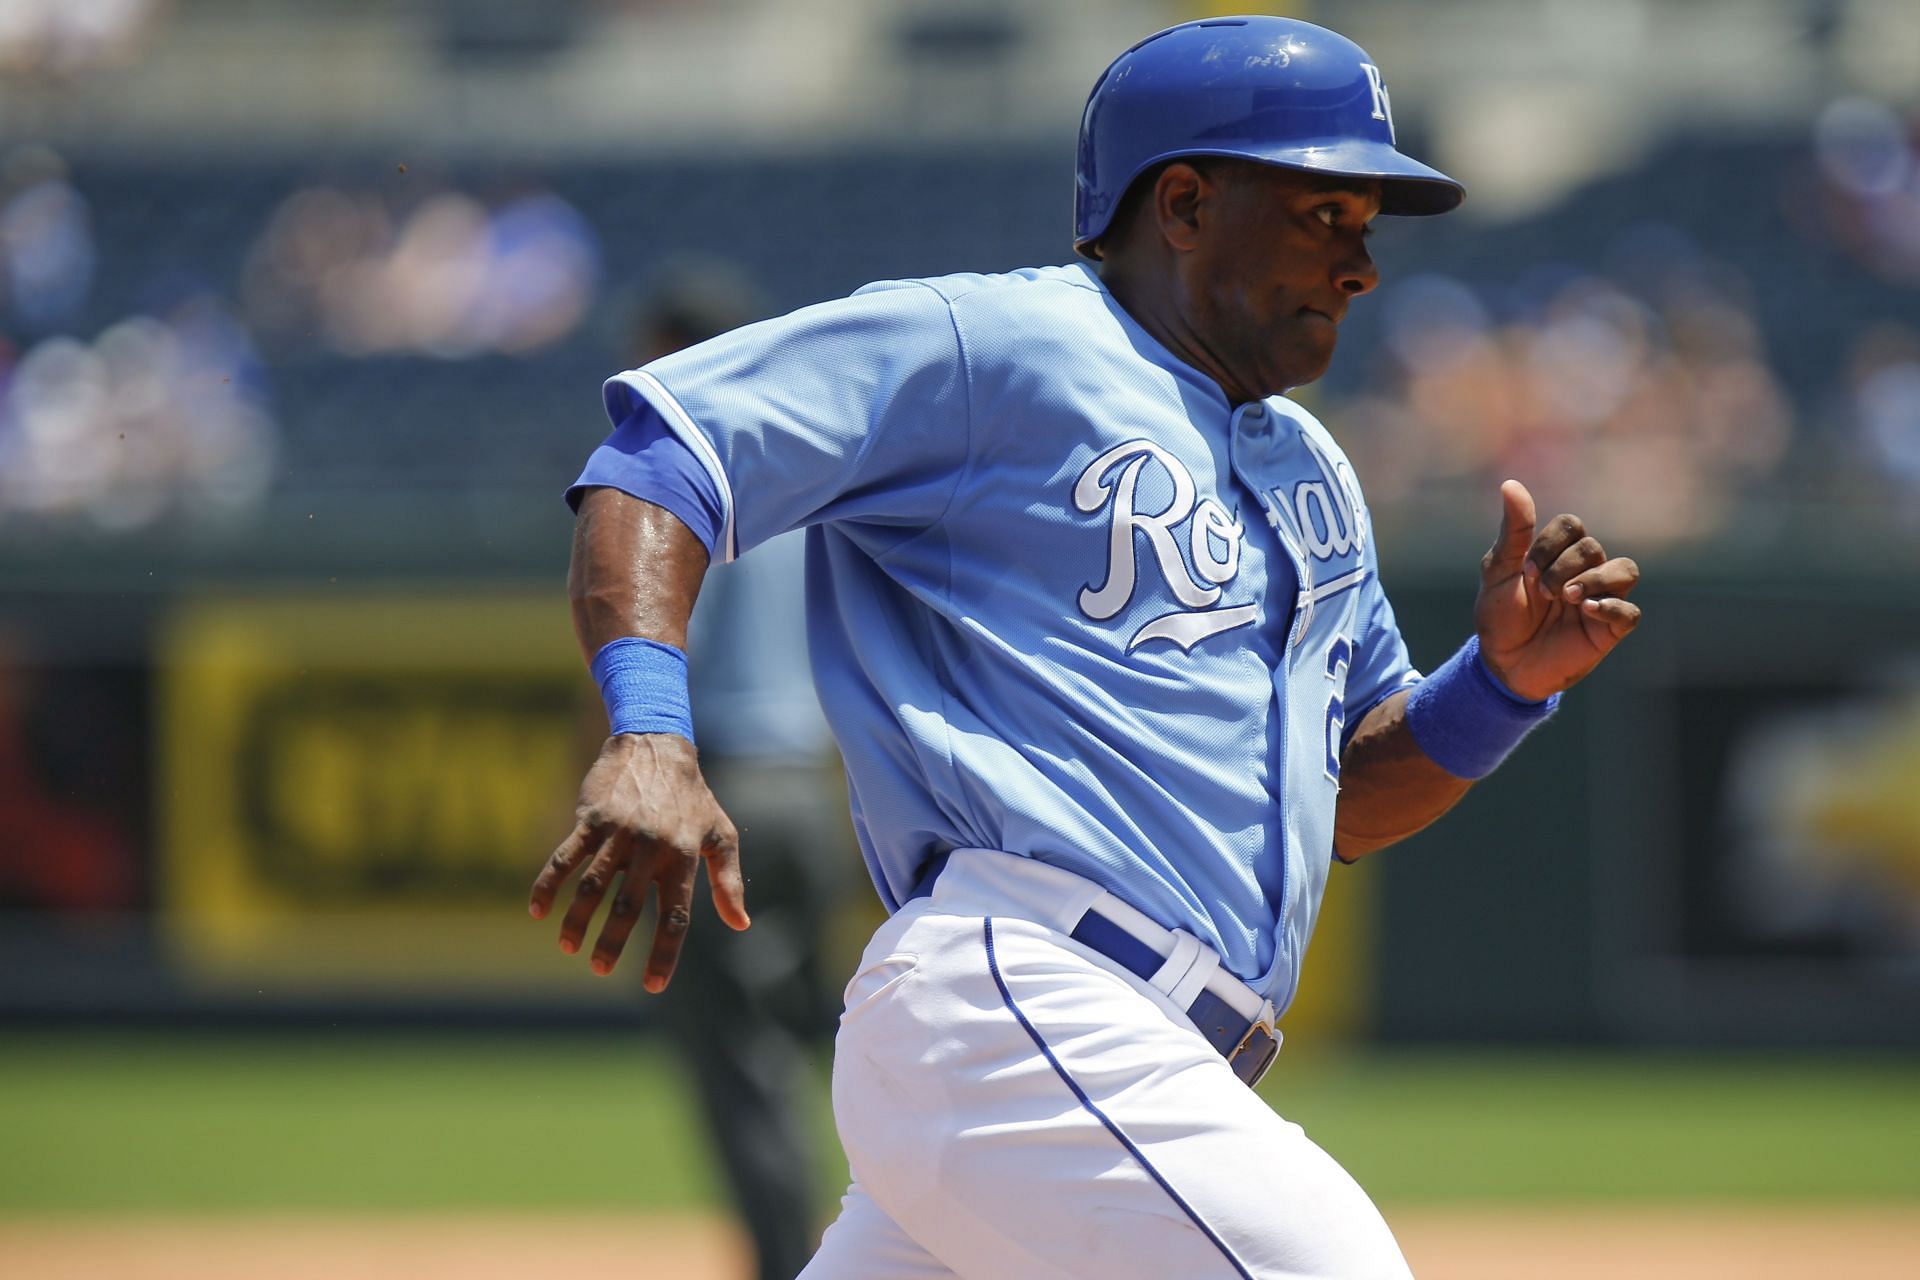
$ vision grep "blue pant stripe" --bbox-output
[981,917,1255,1280]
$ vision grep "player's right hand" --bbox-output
[528,733,748,992]
[1474,478,1641,701]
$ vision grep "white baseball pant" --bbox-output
[797,849,1414,1279]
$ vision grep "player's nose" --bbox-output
[1335,240,1379,297]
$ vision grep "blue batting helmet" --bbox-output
[1073,16,1463,257]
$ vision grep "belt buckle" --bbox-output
[1228,1018,1279,1087]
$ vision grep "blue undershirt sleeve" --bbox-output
[565,402,725,558]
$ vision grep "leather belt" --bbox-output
[907,849,1281,1088]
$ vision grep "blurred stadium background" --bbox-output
[2,0,1918,1275]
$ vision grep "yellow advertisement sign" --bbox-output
[160,590,628,997]
[157,587,1373,1035]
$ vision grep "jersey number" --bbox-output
[1324,635,1353,782]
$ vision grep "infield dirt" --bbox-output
[5,1206,1917,1278]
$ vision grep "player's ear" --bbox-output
[1154,161,1212,252]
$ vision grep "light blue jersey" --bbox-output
[602,263,1418,1011]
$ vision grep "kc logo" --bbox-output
[1073,440,1256,652]
[1360,63,1395,142]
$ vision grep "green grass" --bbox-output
[0,1033,818,1217]
[1,1034,1914,1216]
[1259,1051,1920,1204]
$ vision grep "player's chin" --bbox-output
[1270,327,1337,390]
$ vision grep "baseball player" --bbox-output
[532,16,1642,1278]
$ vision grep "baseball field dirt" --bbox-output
[5,1207,1918,1278]
[8,1037,1915,1276]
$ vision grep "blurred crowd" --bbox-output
[1336,93,1920,549]
[1814,96,1920,286]
[1811,96,1920,518]
[243,184,600,359]
[1333,232,1797,548]
[0,90,1915,544]
[0,145,602,531]
[0,0,163,78]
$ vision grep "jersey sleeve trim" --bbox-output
[603,368,739,563]
[565,404,725,557]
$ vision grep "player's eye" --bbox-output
[1315,204,1376,237]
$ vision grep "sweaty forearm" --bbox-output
[1331,690,1474,861]
[567,486,712,658]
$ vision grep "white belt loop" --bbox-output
[1165,936,1220,1011]
[1148,930,1201,995]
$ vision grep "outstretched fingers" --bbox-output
[529,823,593,921]
[557,833,628,957]
[589,869,648,977]
[642,857,699,993]
[703,823,750,932]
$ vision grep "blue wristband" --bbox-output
[589,636,695,745]
[1403,635,1558,779]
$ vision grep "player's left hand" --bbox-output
[1474,479,1641,702]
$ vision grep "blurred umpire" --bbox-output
[626,260,845,1279]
